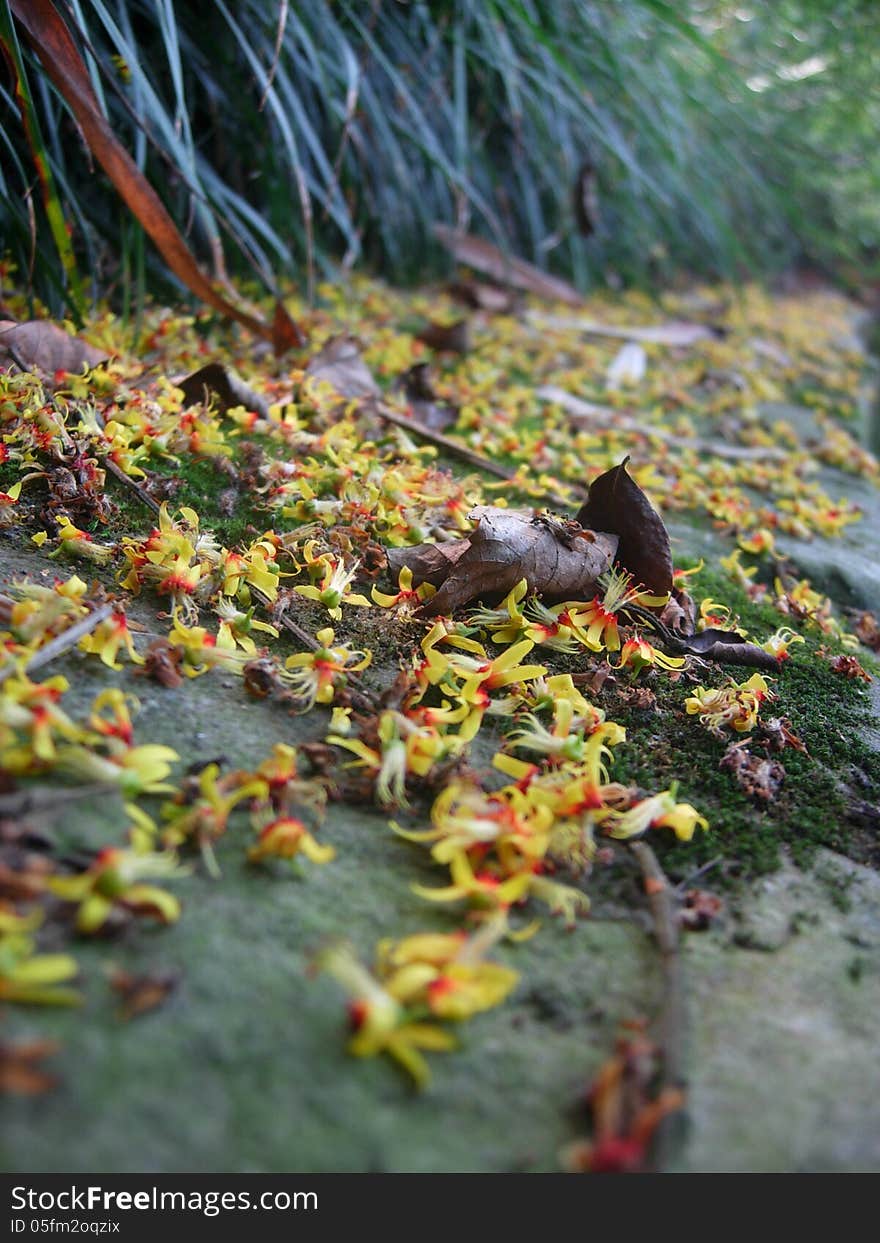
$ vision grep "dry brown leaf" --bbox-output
[0,319,106,375]
[0,1038,60,1096]
[433,224,583,306]
[720,743,785,801]
[536,385,787,462]
[394,362,458,432]
[853,611,880,652]
[661,587,696,635]
[527,311,717,345]
[272,301,308,355]
[396,507,617,617]
[575,457,672,598]
[305,335,379,399]
[386,540,469,588]
[175,363,269,419]
[447,280,519,313]
[827,653,873,682]
[671,628,780,671]
[135,639,184,688]
[680,889,723,932]
[606,342,647,389]
[415,319,470,354]
[110,968,179,1020]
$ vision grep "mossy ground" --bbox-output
[3,279,880,1172]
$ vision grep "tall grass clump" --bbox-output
[1,0,878,314]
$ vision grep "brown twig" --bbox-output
[102,457,161,515]
[250,586,318,651]
[0,602,114,686]
[0,782,114,818]
[249,586,378,714]
[629,839,687,1170]
[375,405,583,509]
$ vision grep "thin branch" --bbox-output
[674,854,723,894]
[629,839,687,1170]
[250,585,317,651]
[0,602,114,686]
[0,782,113,818]
[102,457,161,515]
[248,587,377,714]
[375,404,584,508]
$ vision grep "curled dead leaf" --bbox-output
[305,335,378,400]
[0,319,106,376]
[415,319,470,354]
[575,457,672,598]
[394,362,458,432]
[396,507,617,617]
[432,224,583,306]
[670,628,780,671]
[175,363,269,419]
[0,1038,61,1096]
[11,0,280,347]
[110,968,179,1020]
[573,159,600,238]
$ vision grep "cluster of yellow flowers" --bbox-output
[1,273,874,1098]
[317,572,715,1081]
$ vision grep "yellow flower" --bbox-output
[737,528,776,556]
[214,599,279,653]
[166,614,244,677]
[564,568,669,654]
[505,701,625,762]
[0,673,82,768]
[603,789,708,842]
[57,742,179,797]
[246,742,327,817]
[48,847,187,934]
[78,609,145,669]
[411,849,533,913]
[248,814,335,866]
[376,932,519,1021]
[609,635,685,675]
[333,709,460,807]
[685,672,772,736]
[761,626,805,662]
[282,628,371,711]
[50,516,115,565]
[0,479,22,525]
[315,943,455,1088]
[371,565,435,609]
[0,934,81,1006]
[162,763,265,875]
[294,551,371,619]
[720,548,758,590]
[394,779,553,865]
[467,579,530,643]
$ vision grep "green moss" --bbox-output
[104,453,267,547]
[593,557,880,882]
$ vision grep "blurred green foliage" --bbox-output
[1,0,878,311]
